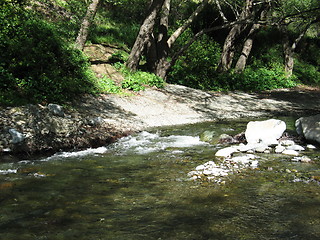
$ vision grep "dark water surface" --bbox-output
[0,119,320,239]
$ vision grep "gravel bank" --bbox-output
[1,84,319,156]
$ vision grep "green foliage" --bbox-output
[88,22,140,47]
[0,3,96,105]
[101,0,148,23]
[224,68,297,92]
[109,50,129,63]
[95,77,121,94]
[168,31,221,90]
[294,59,320,85]
[115,64,165,91]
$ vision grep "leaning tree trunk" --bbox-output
[75,0,100,51]
[126,0,165,71]
[217,0,253,73]
[153,0,209,78]
[281,21,314,78]
[235,5,269,73]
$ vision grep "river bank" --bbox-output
[1,84,320,157]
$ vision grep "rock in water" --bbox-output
[295,114,320,144]
[245,119,286,146]
[215,147,238,158]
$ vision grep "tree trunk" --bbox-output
[126,0,165,71]
[146,0,171,72]
[167,0,208,49]
[235,5,269,73]
[153,0,208,78]
[282,21,314,77]
[75,0,100,51]
[217,0,253,73]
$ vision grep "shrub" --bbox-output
[115,63,165,91]
[95,77,121,94]
[0,3,96,105]
[168,31,221,90]
[294,59,320,86]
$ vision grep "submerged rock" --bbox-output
[199,130,216,143]
[189,154,259,183]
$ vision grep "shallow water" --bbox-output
[0,119,320,240]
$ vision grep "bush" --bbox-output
[115,63,165,91]
[168,31,221,90]
[228,67,297,91]
[0,3,96,105]
[294,59,320,86]
[95,77,121,94]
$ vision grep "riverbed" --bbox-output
[0,119,319,239]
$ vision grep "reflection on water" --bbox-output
[0,119,320,239]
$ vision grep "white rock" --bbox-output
[245,119,286,145]
[250,160,259,168]
[286,144,305,151]
[275,145,286,153]
[254,145,269,153]
[195,165,205,171]
[307,144,317,149]
[279,139,295,146]
[282,149,299,156]
[292,156,312,163]
[215,147,238,158]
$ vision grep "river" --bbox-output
[0,119,319,239]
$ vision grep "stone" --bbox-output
[292,156,312,163]
[286,144,305,151]
[48,104,64,117]
[282,149,299,156]
[307,144,317,149]
[8,129,25,144]
[88,117,105,126]
[245,119,286,146]
[275,145,286,153]
[295,114,320,144]
[279,139,295,146]
[215,147,238,158]
[218,134,234,143]
[254,145,269,153]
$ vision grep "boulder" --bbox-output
[245,119,286,146]
[295,114,320,144]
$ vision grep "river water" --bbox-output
[0,119,320,239]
